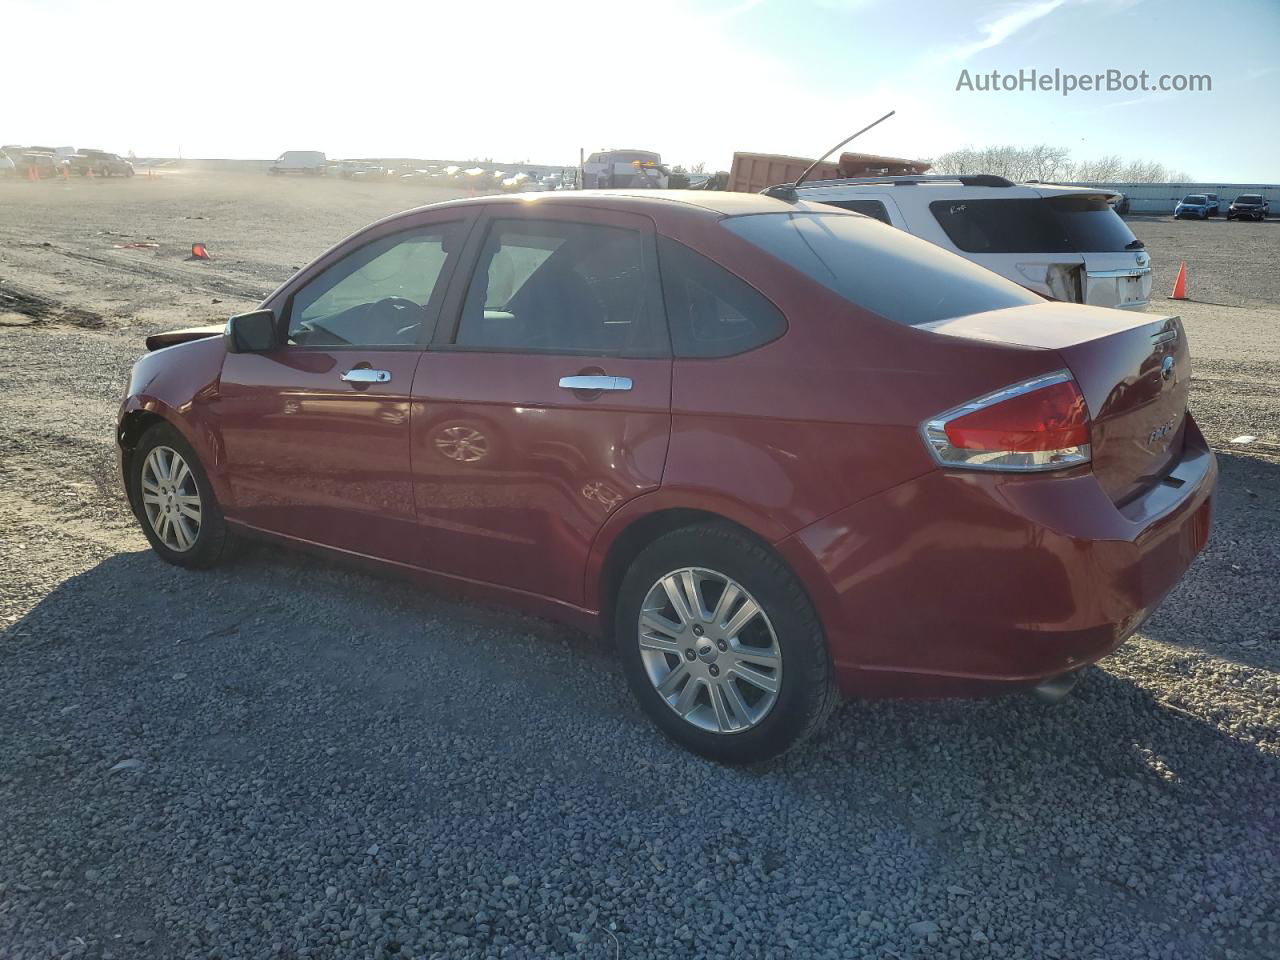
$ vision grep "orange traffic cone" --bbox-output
[190,243,210,260]
[86,165,94,178]
[1170,261,1188,300]
[27,164,37,182]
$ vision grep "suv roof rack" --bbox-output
[796,174,1015,189]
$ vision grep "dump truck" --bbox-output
[728,151,930,193]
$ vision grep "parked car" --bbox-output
[0,152,15,177]
[796,175,1152,309]
[1227,194,1269,221]
[118,191,1215,762]
[3,145,57,179]
[72,149,134,177]
[1202,193,1220,217]
[1174,194,1215,220]
[269,151,327,175]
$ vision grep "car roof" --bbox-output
[404,189,843,220]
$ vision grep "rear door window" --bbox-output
[723,212,1040,327]
[453,218,667,356]
[657,236,786,357]
[930,196,1139,253]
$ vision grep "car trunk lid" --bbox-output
[920,303,1190,502]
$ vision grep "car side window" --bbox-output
[287,224,458,348]
[453,219,667,356]
[819,198,892,225]
[656,236,786,358]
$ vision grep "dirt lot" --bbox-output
[1,173,1277,960]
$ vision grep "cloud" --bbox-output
[940,0,1068,61]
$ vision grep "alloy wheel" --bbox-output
[140,446,202,552]
[638,567,782,734]
[434,425,489,463]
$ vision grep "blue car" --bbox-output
[1174,194,1214,220]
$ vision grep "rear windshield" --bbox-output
[930,195,1139,254]
[723,212,1040,327]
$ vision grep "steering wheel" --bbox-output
[368,296,425,339]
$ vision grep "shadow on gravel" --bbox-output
[1141,450,1280,672]
[3,527,1278,958]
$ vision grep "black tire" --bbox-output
[129,422,234,569]
[616,524,838,763]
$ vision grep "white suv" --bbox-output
[795,175,1152,310]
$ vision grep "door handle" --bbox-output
[558,375,632,392]
[341,369,391,384]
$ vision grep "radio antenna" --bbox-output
[762,110,896,200]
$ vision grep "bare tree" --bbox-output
[932,144,1192,183]
[1025,144,1071,181]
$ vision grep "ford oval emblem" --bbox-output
[1161,356,1175,381]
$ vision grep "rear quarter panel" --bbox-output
[582,207,1070,610]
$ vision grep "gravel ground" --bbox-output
[1,175,1277,960]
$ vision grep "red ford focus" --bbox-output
[118,190,1215,761]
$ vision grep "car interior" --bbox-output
[455,222,655,355]
[286,227,455,347]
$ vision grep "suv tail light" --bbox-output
[921,371,1091,472]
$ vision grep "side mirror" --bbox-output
[225,309,278,353]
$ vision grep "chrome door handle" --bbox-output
[558,375,632,392]
[341,369,391,384]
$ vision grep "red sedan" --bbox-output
[118,190,1215,762]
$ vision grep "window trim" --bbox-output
[431,209,670,359]
[278,219,470,352]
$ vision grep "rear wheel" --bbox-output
[130,422,233,569]
[616,525,838,763]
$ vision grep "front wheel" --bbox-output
[616,525,838,763]
[129,422,234,569]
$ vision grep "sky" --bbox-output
[3,0,1277,180]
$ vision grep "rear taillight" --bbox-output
[921,371,1091,472]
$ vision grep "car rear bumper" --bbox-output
[777,414,1216,698]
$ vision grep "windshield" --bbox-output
[1236,195,1263,203]
[928,195,1140,254]
[1183,195,1207,204]
[723,212,1040,327]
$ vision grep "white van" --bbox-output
[795,176,1152,310]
